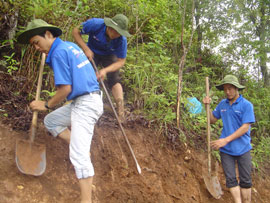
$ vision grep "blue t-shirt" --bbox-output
[212,95,255,156]
[80,18,127,58]
[46,38,99,100]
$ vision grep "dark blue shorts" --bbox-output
[220,151,252,188]
[93,54,121,89]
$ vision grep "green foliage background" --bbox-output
[0,0,270,171]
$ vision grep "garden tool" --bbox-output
[91,60,141,174]
[202,77,223,199]
[15,53,46,176]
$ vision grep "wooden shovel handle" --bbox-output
[206,77,211,174]
[30,53,46,142]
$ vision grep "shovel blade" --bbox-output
[15,139,46,176]
[203,172,223,199]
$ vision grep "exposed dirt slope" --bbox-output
[1,70,269,203]
[0,117,269,203]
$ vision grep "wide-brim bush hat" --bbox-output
[17,19,62,44]
[216,75,245,90]
[104,14,131,37]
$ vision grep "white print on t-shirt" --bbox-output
[77,60,90,68]
[67,46,89,69]
[68,46,84,56]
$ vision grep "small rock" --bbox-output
[253,188,257,193]
[17,185,24,190]
[184,156,191,161]
[92,184,96,192]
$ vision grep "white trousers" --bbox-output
[44,92,103,179]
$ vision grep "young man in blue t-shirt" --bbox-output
[18,19,103,203]
[203,75,255,203]
[72,14,131,122]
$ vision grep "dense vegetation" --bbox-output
[1,0,270,171]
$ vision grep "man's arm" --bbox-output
[72,26,94,60]
[211,123,251,150]
[97,58,126,80]
[209,111,218,124]
[30,85,72,111]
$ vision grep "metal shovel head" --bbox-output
[15,139,46,176]
[202,171,223,199]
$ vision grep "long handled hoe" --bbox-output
[91,60,141,174]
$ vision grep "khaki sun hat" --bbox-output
[17,19,62,44]
[216,75,245,90]
[104,14,131,37]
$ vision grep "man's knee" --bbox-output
[44,114,53,131]
[44,114,67,137]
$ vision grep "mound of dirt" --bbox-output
[0,117,269,203]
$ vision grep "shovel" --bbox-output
[202,77,223,199]
[15,53,46,176]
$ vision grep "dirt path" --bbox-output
[0,120,269,203]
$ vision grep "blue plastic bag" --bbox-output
[186,97,203,115]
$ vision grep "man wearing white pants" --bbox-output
[44,93,103,178]
[17,19,103,203]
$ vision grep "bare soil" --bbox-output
[0,117,269,203]
[0,71,270,202]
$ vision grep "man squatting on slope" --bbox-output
[203,75,255,203]
[17,19,103,203]
[72,14,131,122]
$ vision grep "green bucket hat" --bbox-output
[104,14,131,37]
[216,75,245,90]
[17,19,62,44]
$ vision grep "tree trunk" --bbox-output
[258,3,270,86]
[195,0,202,59]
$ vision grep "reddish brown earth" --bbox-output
[0,72,269,202]
[0,116,269,203]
